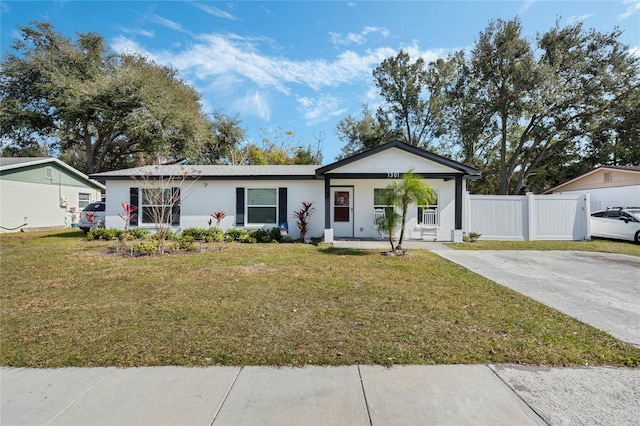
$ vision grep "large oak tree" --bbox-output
[0,22,219,173]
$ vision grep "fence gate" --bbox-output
[466,193,590,241]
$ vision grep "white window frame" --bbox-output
[417,189,439,224]
[140,187,173,225]
[79,193,91,209]
[373,188,395,217]
[246,187,278,225]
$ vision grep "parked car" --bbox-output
[78,201,105,232]
[590,207,640,243]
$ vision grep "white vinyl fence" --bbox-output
[465,193,591,241]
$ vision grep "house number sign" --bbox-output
[387,172,401,178]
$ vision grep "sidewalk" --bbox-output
[2,364,639,425]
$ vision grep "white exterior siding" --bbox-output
[95,141,480,242]
[328,148,454,174]
[0,180,102,232]
[104,179,325,240]
[327,178,455,240]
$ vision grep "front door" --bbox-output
[330,187,353,237]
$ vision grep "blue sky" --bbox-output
[2,1,639,162]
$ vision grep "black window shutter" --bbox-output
[236,187,244,226]
[171,187,181,226]
[129,187,139,227]
[278,188,287,225]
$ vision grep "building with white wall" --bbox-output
[0,157,104,233]
[544,166,640,211]
[90,141,480,242]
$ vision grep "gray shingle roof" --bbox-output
[0,157,54,170]
[90,164,320,179]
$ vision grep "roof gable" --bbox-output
[316,140,479,177]
[0,157,105,190]
[544,166,640,193]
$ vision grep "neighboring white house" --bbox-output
[0,157,105,233]
[544,166,640,211]
[90,140,480,242]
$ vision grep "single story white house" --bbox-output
[543,166,640,211]
[0,157,105,233]
[90,140,480,242]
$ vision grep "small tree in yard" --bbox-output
[133,167,199,254]
[294,201,314,242]
[375,209,401,252]
[385,169,436,251]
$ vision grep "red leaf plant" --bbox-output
[118,202,138,232]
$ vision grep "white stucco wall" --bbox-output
[104,179,326,240]
[328,178,455,241]
[328,148,455,174]
[0,180,102,232]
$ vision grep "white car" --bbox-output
[590,207,640,243]
[78,202,106,232]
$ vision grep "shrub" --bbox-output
[182,227,208,240]
[224,228,249,242]
[174,235,196,251]
[86,228,121,241]
[204,228,224,243]
[269,226,282,242]
[239,234,257,244]
[129,228,151,239]
[132,240,158,255]
[249,228,273,243]
[463,231,482,243]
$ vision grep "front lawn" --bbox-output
[1,230,638,368]
[448,239,640,257]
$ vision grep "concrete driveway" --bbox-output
[432,250,640,347]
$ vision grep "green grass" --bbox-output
[447,239,640,257]
[1,230,639,368]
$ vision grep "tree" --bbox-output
[372,50,443,148]
[335,104,395,160]
[191,112,246,165]
[230,127,322,165]
[384,170,436,251]
[1,22,215,173]
[439,18,640,194]
[132,168,199,254]
[375,208,401,252]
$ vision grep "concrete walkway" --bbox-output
[2,364,639,425]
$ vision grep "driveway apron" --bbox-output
[431,250,640,347]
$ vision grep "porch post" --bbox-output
[323,177,333,242]
[455,175,463,229]
[453,175,463,242]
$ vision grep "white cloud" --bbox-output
[118,27,154,38]
[110,32,450,115]
[630,47,640,58]
[330,26,390,46]
[233,91,271,121]
[192,2,238,20]
[519,0,536,15]
[567,13,595,24]
[296,95,348,125]
[619,0,640,19]
[149,14,192,35]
